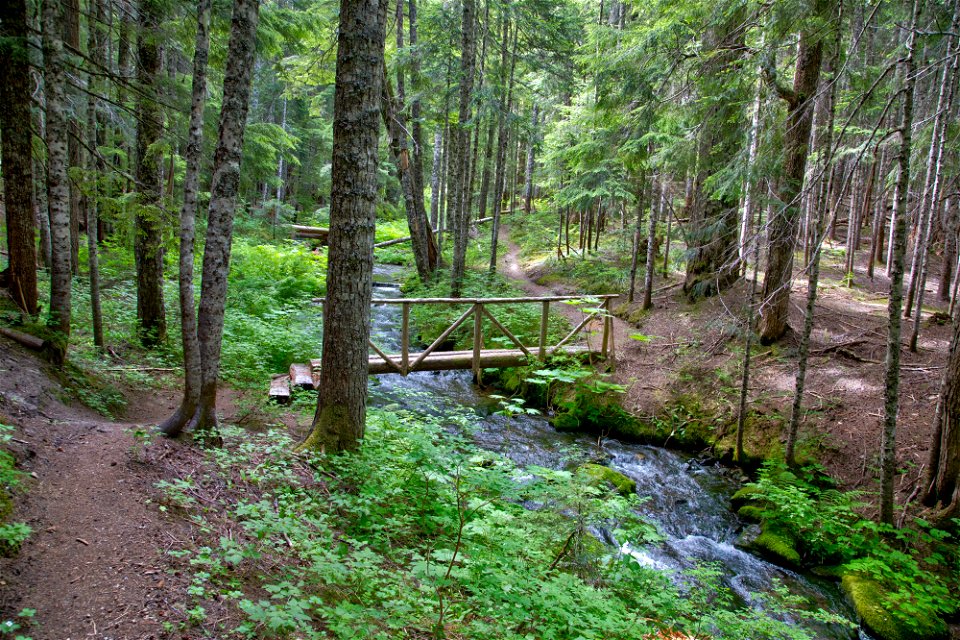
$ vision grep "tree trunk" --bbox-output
[923,309,960,514]
[908,0,960,351]
[299,0,388,453]
[449,0,477,297]
[159,0,210,438]
[43,0,72,357]
[86,0,105,350]
[880,2,920,525]
[382,68,435,281]
[430,129,442,228]
[134,0,167,347]
[0,0,39,316]
[682,8,745,300]
[940,198,957,301]
[522,104,538,214]
[758,0,831,344]
[627,180,645,303]
[642,182,658,310]
[192,0,260,438]
[488,17,517,274]
[786,3,842,465]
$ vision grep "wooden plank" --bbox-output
[401,302,410,374]
[472,303,483,380]
[290,363,315,389]
[538,301,549,360]
[368,346,597,375]
[269,375,291,404]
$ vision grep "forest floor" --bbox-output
[0,338,270,639]
[500,225,953,517]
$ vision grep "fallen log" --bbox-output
[0,327,45,351]
[290,225,329,240]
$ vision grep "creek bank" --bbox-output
[484,364,958,640]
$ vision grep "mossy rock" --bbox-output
[730,485,763,509]
[737,504,766,523]
[742,522,801,568]
[577,463,636,497]
[841,573,948,640]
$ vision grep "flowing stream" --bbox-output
[361,265,868,639]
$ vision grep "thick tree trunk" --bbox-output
[449,0,477,297]
[42,0,72,357]
[159,0,210,438]
[34,152,52,270]
[880,2,919,525]
[134,0,167,347]
[758,0,830,344]
[0,0,39,316]
[299,0,388,453]
[191,0,260,438]
[923,307,960,512]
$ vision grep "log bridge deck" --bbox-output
[270,294,618,403]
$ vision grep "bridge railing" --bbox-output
[353,294,618,377]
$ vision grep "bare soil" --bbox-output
[0,338,265,639]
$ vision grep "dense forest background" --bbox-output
[4,0,960,638]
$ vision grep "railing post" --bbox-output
[401,302,410,375]
[472,302,483,382]
[539,300,550,360]
[601,298,610,359]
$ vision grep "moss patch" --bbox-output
[737,504,765,523]
[577,463,636,497]
[841,573,948,640]
[750,522,801,568]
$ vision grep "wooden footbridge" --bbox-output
[269,294,617,402]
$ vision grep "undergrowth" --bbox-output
[746,463,960,635]
[158,399,846,639]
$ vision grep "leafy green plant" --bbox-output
[161,402,832,640]
[745,462,959,634]
[0,607,35,639]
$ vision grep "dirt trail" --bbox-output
[0,339,198,640]
[498,228,679,416]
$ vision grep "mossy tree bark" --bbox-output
[880,0,920,525]
[0,0,39,316]
[192,0,260,438]
[134,0,167,347]
[757,0,831,344]
[160,0,210,438]
[42,0,72,359]
[449,0,477,296]
[298,0,389,454]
